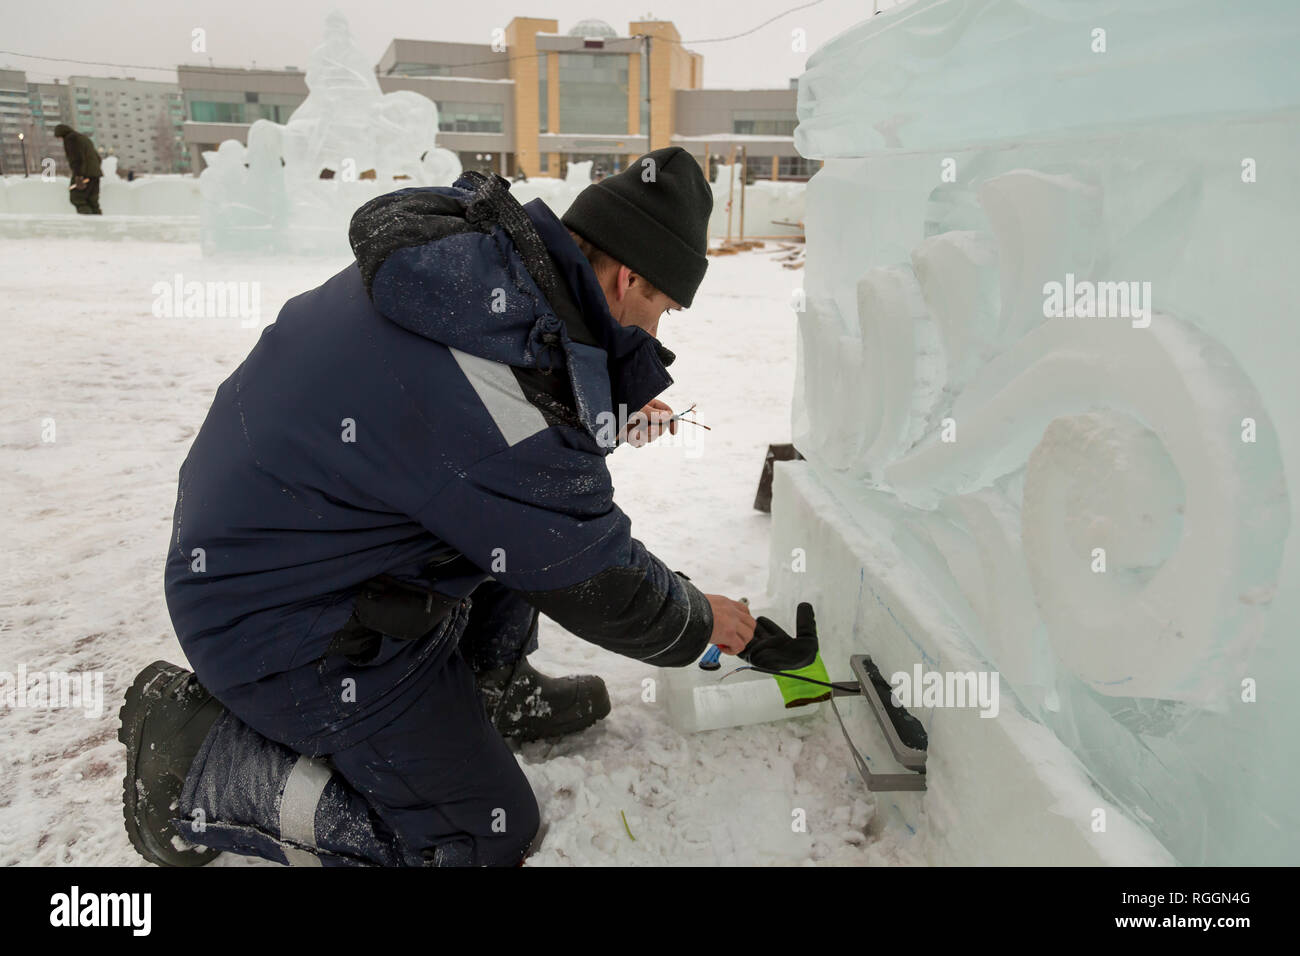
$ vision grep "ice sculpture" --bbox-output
[771,0,1299,864]
[564,160,594,185]
[0,175,200,218]
[199,11,461,256]
[661,658,820,735]
[706,161,805,240]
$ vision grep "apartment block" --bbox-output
[67,75,190,174]
[0,69,35,175]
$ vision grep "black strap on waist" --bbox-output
[324,555,481,663]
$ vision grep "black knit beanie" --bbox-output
[561,146,713,309]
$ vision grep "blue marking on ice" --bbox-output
[854,567,941,671]
[891,803,917,836]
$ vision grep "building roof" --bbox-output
[566,18,619,38]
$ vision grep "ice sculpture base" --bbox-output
[768,460,1174,865]
[0,213,199,243]
[657,658,822,735]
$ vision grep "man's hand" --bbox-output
[621,399,677,447]
[738,603,820,671]
[705,594,756,655]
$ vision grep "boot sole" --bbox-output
[118,661,221,867]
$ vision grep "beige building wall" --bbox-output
[626,50,641,139]
[504,17,557,178]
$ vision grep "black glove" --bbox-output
[738,602,819,672]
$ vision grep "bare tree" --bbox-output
[152,111,178,173]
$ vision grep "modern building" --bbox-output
[0,72,78,176]
[178,65,309,172]
[377,17,808,181]
[177,16,812,181]
[674,85,819,181]
[375,39,513,178]
[25,80,73,174]
[3,70,191,176]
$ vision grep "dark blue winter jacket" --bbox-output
[164,172,713,694]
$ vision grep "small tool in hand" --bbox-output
[667,402,712,431]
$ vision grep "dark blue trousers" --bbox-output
[174,580,542,866]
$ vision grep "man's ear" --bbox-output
[614,264,634,302]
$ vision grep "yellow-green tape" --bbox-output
[774,652,831,708]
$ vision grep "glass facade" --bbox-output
[187,93,304,125]
[777,155,819,178]
[733,109,797,136]
[558,52,628,134]
[190,100,244,123]
[251,102,297,123]
[436,101,504,133]
[638,49,649,135]
[538,52,548,133]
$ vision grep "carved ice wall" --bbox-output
[771,0,1299,864]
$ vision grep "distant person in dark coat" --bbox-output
[54,124,102,214]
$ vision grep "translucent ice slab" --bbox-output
[776,0,1300,864]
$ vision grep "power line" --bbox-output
[0,48,542,82]
[675,0,829,44]
[0,50,182,72]
[0,0,833,82]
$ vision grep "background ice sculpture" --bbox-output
[199,12,462,256]
[770,0,1299,864]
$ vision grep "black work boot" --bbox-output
[118,661,225,866]
[475,658,610,742]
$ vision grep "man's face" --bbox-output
[597,264,681,339]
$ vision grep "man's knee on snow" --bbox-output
[456,772,540,866]
[175,710,403,866]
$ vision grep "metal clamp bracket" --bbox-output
[829,654,928,792]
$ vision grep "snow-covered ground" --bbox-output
[0,233,921,866]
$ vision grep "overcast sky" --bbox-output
[3,0,896,90]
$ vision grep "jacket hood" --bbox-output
[348,175,674,444]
